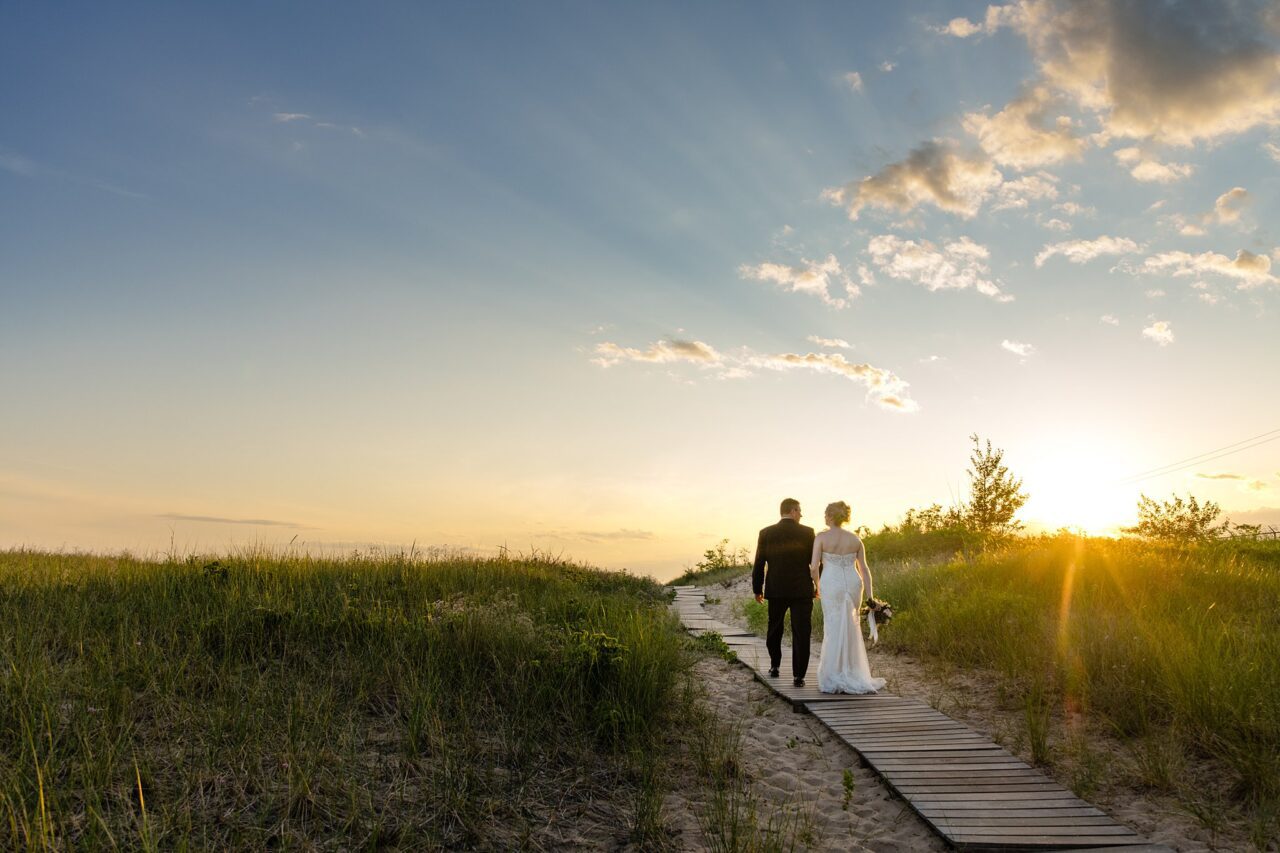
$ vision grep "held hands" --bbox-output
[755,593,764,604]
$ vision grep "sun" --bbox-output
[1019,437,1136,535]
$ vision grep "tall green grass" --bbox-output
[875,536,1280,826]
[0,547,691,849]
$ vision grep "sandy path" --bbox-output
[661,655,946,852]
[698,574,1242,853]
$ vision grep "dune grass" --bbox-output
[0,547,695,850]
[874,536,1280,844]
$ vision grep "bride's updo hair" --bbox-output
[825,501,852,527]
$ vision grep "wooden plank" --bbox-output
[823,717,974,729]
[936,824,1137,836]
[862,743,1010,752]
[947,831,1141,842]
[885,770,1048,781]
[840,732,985,744]
[847,731,989,742]
[895,784,1067,795]
[919,807,1106,819]
[908,792,1089,803]
[933,816,1123,827]
[860,758,1029,773]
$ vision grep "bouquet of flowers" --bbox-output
[863,597,894,622]
[861,597,893,644]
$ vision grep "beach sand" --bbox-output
[659,654,946,852]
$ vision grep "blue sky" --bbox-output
[3,2,1279,577]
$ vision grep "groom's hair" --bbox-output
[779,498,800,516]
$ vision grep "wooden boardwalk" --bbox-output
[671,585,1171,852]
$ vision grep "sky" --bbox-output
[2,1,1279,580]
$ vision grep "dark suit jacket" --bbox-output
[752,518,816,599]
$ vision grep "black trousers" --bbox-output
[765,596,812,678]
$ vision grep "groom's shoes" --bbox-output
[793,677,805,687]
[768,667,779,678]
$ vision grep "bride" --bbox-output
[811,501,886,694]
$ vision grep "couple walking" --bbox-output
[751,498,885,694]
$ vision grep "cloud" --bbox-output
[962,1,1280,146]
[1141,320,1174,346]
[749,351,918,412]
[1139,248,1276,288]
[0,150,38,177]
[844,71,864,92]
[739,255,857,307]
[1146,288,1165,298]
[1035,235,1141,266]
[1041,217,1072,231]
[867,234,1011,301]
[1265,141,1280,162]
[1100,314,1119,325]
[1210,186,1250,224]
[992,171,1060,210]
[1194,472,1269,492]
[574,529,655,543]
[592,339,722,367]
[807,336,852,349]
[157,513,311,529]
[1054,201,1095,217]
[273,112,312,122]
[962,86,1086,168]
[1113,147,1194,182]
[823,140,1003,219]
[1001,339,1036,357]
[880,61,897,72]
[592,336,917,411]
[939,16,985,37]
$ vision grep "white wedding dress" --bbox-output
[817,552,886,694]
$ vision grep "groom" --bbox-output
[752,498,816,687]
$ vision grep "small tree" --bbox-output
[963,434,1028,538]
[1122,493,1227,542]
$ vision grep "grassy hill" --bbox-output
[0,548,695,849]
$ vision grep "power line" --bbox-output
[1114,428,1280,486]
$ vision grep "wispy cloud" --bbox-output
[739,255,857,307]
[1195,472,1268,492]
[1035,235,1141,267]
[992,171,1059,211]
[591,337,917,412]
[574,529,655,543]
[748,351,918,412]
[1001,339,1036,357]
[1141,320,1174,346]
[1139,249,1276,288]
[1209,187,1250,225]
[157,513,311,529]
[1114,148,1194,183]
[1100,314,1119,325]
[962,86,1085,169]
[843,71,864,92]
[592,339,722,367]
[823,140,1002,220]
[867,234,1011,301]
[807,336,852,349]
[1,148,145,198]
